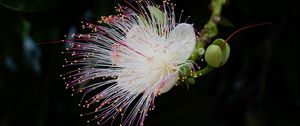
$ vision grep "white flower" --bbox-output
[63,0,196,125]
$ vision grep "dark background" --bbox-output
[0,0,299,126]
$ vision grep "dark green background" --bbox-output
[1,0,299,126]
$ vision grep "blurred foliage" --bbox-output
[0,0,300,126]
[0,0,59,13]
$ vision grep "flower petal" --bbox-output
[167,23,196,63]
[160,73,179,93]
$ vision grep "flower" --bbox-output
[62,0,196,125]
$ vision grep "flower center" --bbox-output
[114,24,181,94]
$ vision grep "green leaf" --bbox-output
[219,16,235,28]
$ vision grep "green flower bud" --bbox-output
[221,42,230,65]
[205,44,223,68]
[204,38,230,68]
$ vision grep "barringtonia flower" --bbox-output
[62,0,196,125]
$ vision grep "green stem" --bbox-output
[183,0,225,81]
[201,0,226,40]
[211,0,226,17]
[195,65,214,77]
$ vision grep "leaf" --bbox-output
[219,16,235,27]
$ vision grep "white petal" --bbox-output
[167,23,196,63]
[160,73,179,93]
[125,25,164,56]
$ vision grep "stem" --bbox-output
[197,0,226,67]
[225,22,272,42]
[195,65,214,77]
[200,0,226,41]
[211,0,226,17]
[184,0,225,80]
